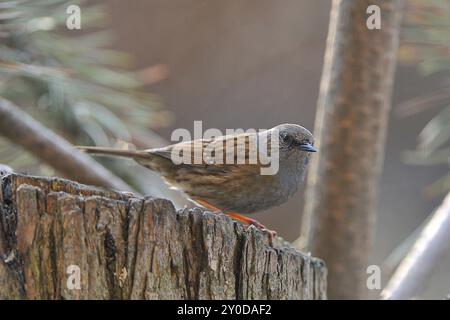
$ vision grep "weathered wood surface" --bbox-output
[0,173,327,299]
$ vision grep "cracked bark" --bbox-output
[0,173,326,300]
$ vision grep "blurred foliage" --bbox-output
[0,0,173,191]
[398,0,450,196]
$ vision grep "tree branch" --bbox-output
[381,191,450,299]
[0,97,136,193]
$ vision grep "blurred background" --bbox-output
[1,0,449,298]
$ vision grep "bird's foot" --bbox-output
[226,213,277,244]
[195,199,277,244]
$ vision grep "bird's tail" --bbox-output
[77,146,151,160]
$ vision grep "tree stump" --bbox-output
[0,173,327,299]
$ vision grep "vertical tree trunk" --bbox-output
[298,0,403,299]
[0,173,327,299]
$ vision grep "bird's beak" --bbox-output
[299,143,317,153]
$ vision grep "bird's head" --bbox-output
[274,123,316,155]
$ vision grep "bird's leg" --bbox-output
[195,199,276,242]
[196,199,222,213]
[225,212,265,229]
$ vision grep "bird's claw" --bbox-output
[245,222,277,245]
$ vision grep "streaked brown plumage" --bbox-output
[78,123,316,238]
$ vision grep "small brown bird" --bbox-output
[78,123,316,238]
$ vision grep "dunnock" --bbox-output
[78,123,316,238]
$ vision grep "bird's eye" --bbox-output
[281,133,293,146]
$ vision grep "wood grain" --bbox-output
[0,173,326,299]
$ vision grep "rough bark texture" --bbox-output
[0,173,326,300]
[299,0,403,299]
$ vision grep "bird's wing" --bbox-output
[149,131,262,165]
